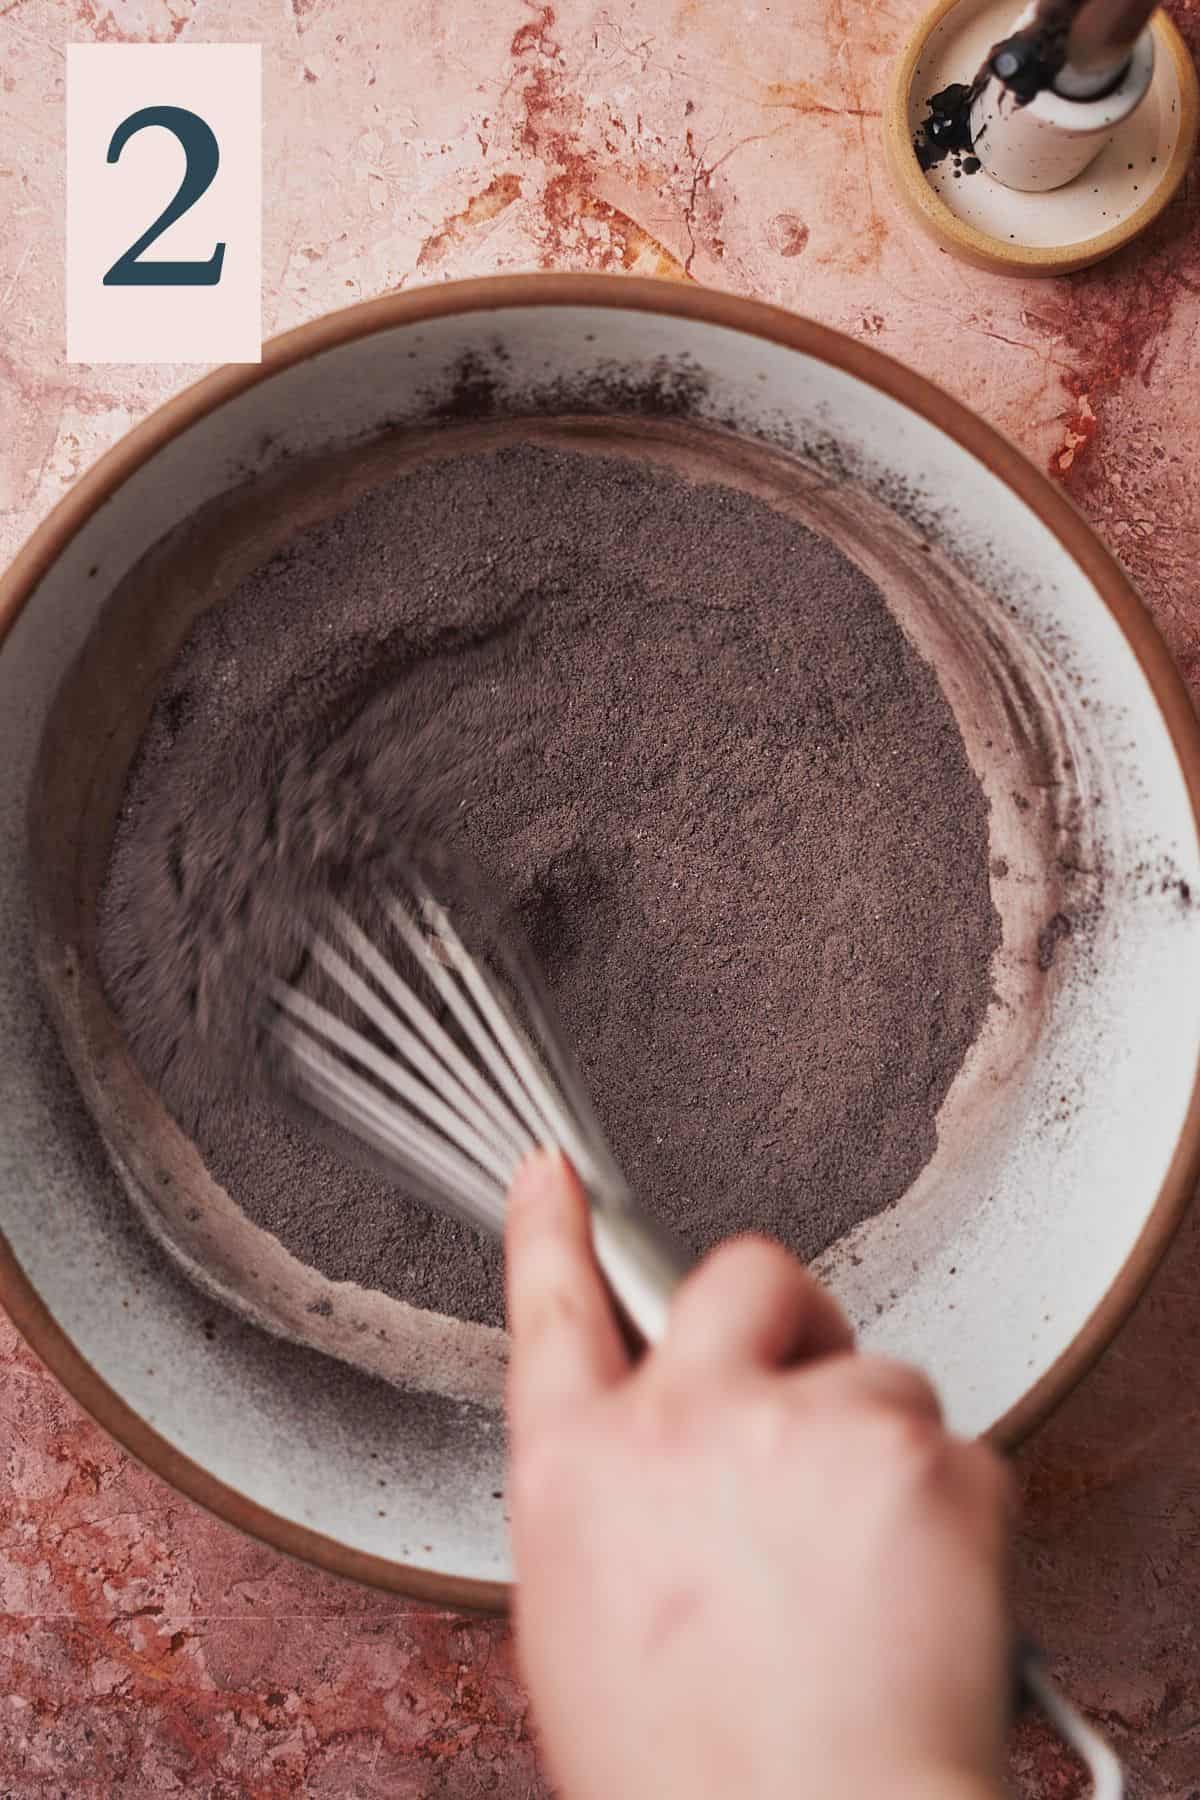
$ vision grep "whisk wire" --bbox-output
[273,976,517,1188]
[272,874,612,1226]
[275,1011,509,1229]
[384,892,564,1154]
[332,907,534,1164]
[411,888,598,1168]
[311,930,527,1170]
[269,874,608,1229]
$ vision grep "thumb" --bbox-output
[505,1148,630,1441]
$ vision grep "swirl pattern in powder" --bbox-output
[98,441,1000,1327]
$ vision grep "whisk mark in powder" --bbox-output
[98,442,1001,1328]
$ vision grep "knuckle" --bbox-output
[871,1357,942,1419]
[718,1234,800,1288]
[516,1273,588,1349]
[690,1234,792,1296]
[519,1230,574,1290]
[537,1283,586,1335]
[863,1401,945,1481]
[630,1370,698,1449]
[742,1387,791,1458]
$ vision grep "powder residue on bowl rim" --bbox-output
[98,439,1001,1328]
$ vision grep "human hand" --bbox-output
[505,1149,1013,1800]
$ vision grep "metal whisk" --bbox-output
[265,855,690,1346]
[265,852,1120,1799]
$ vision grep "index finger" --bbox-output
[505,1148,631,1442]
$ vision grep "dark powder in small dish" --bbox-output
[98,442,999,1327]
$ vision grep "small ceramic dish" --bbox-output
[2,275,1199,1606]
[885,0,1199,275]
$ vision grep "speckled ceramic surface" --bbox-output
[2,278,1199,1600]
[969,18,1154,194]
[887,0,1199,273]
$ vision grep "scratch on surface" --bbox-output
[968,322,1063,357]
[705,124,792,178]
[1,239,32,310]
[758,77,880,120]
[678,121,766,276]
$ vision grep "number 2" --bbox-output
[102,105,225,287]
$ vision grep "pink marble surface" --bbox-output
[4,0,1200,1792]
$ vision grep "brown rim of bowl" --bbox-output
[2,272,1199,1610]
[883,3,1200,277]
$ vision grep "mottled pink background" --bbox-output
[4,0,1200,1793]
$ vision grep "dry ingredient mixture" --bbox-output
[99,441,1000,1328]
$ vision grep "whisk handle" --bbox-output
[1015,1641,1123,1798]
[589,1205,691,1347]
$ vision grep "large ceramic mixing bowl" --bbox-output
[2,275,1199,1607]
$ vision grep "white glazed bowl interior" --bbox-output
[2,282,1198,1597]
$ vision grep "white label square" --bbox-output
[67,44,261,365]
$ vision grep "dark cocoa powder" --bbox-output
[98,441,1000,1328]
